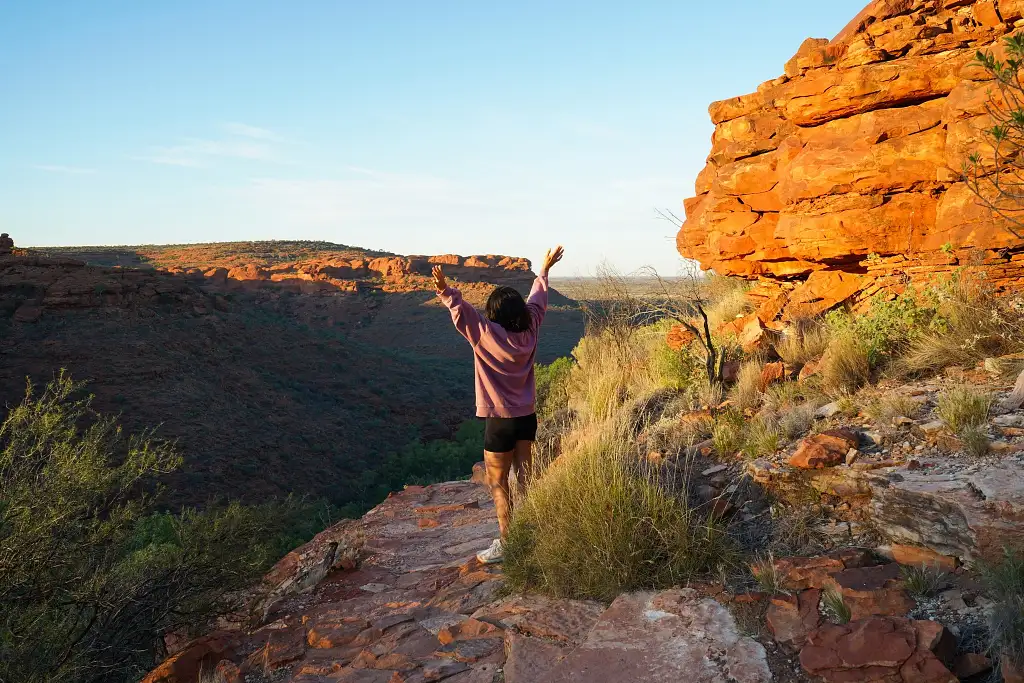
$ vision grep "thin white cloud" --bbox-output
[137,137,277,167]
[222,122,283,141]
[32,164,96,174]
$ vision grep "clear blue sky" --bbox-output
[0,1,864,274]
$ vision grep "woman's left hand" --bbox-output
[432,265,448,292]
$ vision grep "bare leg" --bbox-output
[511,440,534,500]
[484,449,513,538]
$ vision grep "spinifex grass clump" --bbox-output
[936,385,993,456]
[901,565,949,598]
[503,422,730,601]
[982,548,1024,672]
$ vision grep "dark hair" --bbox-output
[486,286,532,333]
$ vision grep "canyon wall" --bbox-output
[679,0,1024,321]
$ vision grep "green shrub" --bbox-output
[901,565,949,598]
[344,419,486,513]
[503,422,730,600]
[741,416,781,459]
[825,291,938,369]
[902,272,1024,373]
[0,373,316,683]
[711,409,746,457]
[536,357,573,418]
[651,339,702,392]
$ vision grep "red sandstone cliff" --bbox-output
[680,0,1024,320]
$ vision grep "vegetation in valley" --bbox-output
[0,373,328,683]
[0,250,584,515]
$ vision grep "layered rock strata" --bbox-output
[679,0,1024,320]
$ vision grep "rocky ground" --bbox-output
[144,357,1024,683]
[143,478,781,683]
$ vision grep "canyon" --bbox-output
[0,241,582,511]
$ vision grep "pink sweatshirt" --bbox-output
[439,275,549,418]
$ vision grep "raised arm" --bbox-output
[433,265,485,346]
[527,246,563,328]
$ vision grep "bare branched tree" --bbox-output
[570,260,727,393]
[964,33,1024,238]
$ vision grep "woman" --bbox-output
[432,246,564,564]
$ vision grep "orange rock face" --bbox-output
[679,0,1024,320]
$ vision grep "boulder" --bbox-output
[538,589,771,683]
[825,563,915,620]
[766,589,822,650]
[0,233,13,255]
[666,323,697,351]
[886,544,958,573]
[800,456,1024,564]
[255,519,365,618]
[678,0,1024,319]
[789,429,860,469]
[799,617,957,683]
[760,361,787,390]
[952,652,991,679]
[140,632,240,683]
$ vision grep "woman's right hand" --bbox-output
[432,265,448,292]
[541,245,564,276]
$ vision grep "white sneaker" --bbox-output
[476,538,504,565]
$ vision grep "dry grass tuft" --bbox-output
[821,586,851,624]
[704,275,753,329]
[863,392,923,426]
[750,553,785,595]
[935,386,992,457]
[567,327,666,424]
[711,410,746,457]
[901,565,949,597]
[960,425,991,458]
[503,421,731,600]
[936,386,992,435]
[741,416,781,459]
[819,332,871,395]
[901,274,1024,374]
[776,321,830,368]
[731,361,765,411]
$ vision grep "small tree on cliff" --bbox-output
[574,237,728,396]
[965,32,1024,238]
[653,209,729,393]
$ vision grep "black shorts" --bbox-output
[483,413,538,453]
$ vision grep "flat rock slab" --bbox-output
[805,458,1024,563]
[538,589,771,683]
